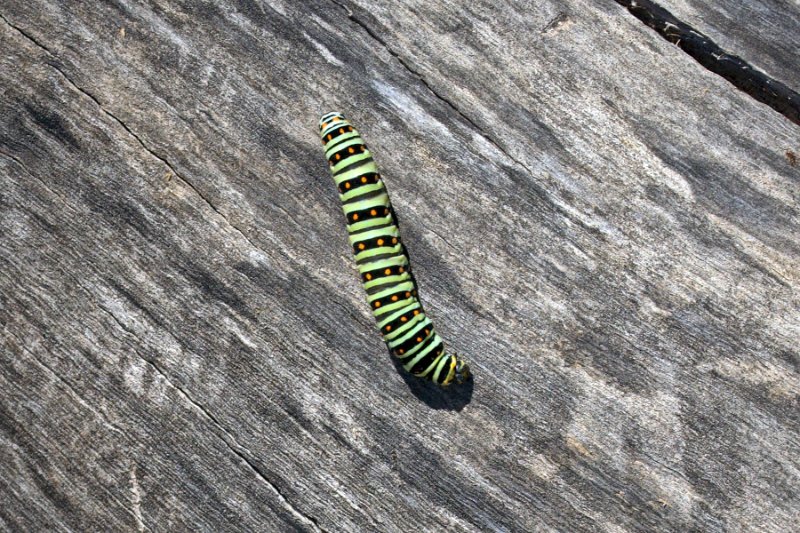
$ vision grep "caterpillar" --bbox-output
[319,112,471,386]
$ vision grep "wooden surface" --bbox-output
[1,1,798,531]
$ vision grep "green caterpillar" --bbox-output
[319,112,471,386]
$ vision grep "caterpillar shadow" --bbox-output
[388,352,474,410]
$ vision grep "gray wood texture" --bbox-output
[1,1,798,531]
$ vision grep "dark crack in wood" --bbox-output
[615,0,800,126]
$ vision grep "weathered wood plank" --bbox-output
[1,0,798,531]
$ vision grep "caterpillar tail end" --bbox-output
[454,358,471,385]
[443,355,471,386]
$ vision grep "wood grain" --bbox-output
[1,1,798,531]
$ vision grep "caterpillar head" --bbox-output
[319,111,346,133]
[443,354,471,386]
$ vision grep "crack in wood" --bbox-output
[97,305,327,533]
[0,12,270,258]
[327,0,539,175]
[614,0,800,126]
